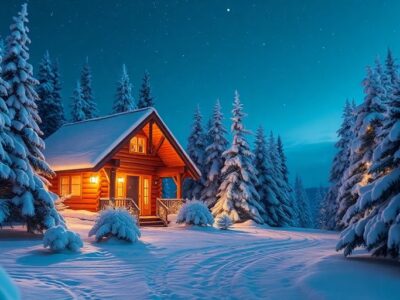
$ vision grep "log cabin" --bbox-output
[44,107,200,226]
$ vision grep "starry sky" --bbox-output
[1,0,399,187]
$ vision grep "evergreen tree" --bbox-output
[137,71,154,108]
[201,100,228,207]
[336,67,385,229]
[80,57,98,119]
[212,91,264,223]
[113,64,135,113]
[184,106,206,199]
[337,61,400,257]
[0,36,14,224]
[253,127,282,226]
[294,175,313,228]
[2,4,63,232]
[268,132,293,226]
[0,38,5,58]
[50,59,65,132]
[70,82,86,122]
[322,100,355,230]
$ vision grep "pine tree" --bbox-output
[322,100,355,230]
[0,38,5,58]
[253,127,282,226]
[268,132,293,226]
[71,82,86,122]
[113,64,135,113]
[137,71,154,108]
[50,59,65,133]
[80,57,98,119]
[336,67,385,229]
[294,175,313,228]
[337,60,400,257]
[37,51,55,138]
[212,91,264,223]
[2,4,63,232]
[184,106,206,199]
[0,36,14,224]
[201,100,228,207]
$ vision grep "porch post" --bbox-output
[176,173,182,199]
[109,167,116,199]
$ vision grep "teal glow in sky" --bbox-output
[1,0,399,187]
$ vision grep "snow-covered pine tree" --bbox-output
[80,57,98,119]
[70,82,86,122]
[336,66,385,229]
[184,106,206,200]
[253,127,282,226]
[0,38,5,58]
[337,60,400,257]
[137,71,154,108]
[50,59,65,133]
[113,64,135,113]
[0,36,14,224]
[294,175,313,228]
[3,4,63,232]
[322,100,355,230]
[268,132,293,226]
[37,51,55,138]
[212,91,264,223]
[201,100,228,207]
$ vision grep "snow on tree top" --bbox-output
[43,107,200,175]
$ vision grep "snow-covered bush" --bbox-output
[215,213,233,230]
[176,200,214,226]
[43,225,83,252]
[0,267,20,300]
[89,208,141,242]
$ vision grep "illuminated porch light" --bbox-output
[90,176,99,184]
[117,177,125,183]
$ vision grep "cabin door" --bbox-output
[140,176,152,216]
[126,176,140,207]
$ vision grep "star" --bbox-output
[226,8,231,12]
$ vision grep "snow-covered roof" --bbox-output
[44,108,200,176]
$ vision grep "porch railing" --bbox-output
[156,198,169,226]
[99,198,140,221]
[158,198,186,214]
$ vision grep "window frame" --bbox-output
[59,175,82,197]
[129,135,147,154]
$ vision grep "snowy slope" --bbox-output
[0,212,399,299]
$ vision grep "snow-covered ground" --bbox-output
[1,210,399,300]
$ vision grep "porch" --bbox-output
[99,197,186,226]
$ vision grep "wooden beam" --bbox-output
[109,167,117,199]
[153,136,165,156]
[148,120,153,154]
[176,173,182,199]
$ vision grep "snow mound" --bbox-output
[89,208,141,242]
[0,267,20,300]
[177,200,214,226]
[215,213,233,230]
[43,225,83,252]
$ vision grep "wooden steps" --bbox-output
[139,216,167,227]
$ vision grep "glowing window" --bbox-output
[143,178,149,205]
[117,179,124,198]
[60,175,81,196]
[129,136,146,154]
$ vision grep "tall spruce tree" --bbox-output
[268,132,293,226]
[113,64,135,113]
[80,57,98,119]
[50,59,65,132]
[0,36,14,224]
[336,66,385,229]
[322,100,355,230]
[337,60,400,257]
[71,82,86,122]
[294,175,313,228]
[201,100,228,207]
[3,4,63,232]
[0,38,5,58]
[212,91,264,223]
[184,106,206,199]
[254,127,282,226]
[137,71,154,108]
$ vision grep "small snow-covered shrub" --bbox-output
[89,208,141,242]
[176,200,214,226]
[215,213,233,230]
[0,267,20,300]
[43,225,83,252]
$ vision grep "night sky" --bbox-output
[1,0,399,187]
